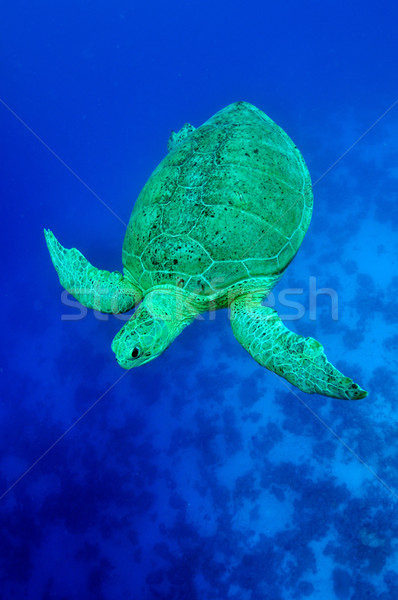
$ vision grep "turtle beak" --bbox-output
[115,356,133,370]
[111,335,130,369]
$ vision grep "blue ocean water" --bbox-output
[1,1,398,598]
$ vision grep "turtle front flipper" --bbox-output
[44,229,142,313]
[231,299,367,400]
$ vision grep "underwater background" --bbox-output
[1,1,398,598]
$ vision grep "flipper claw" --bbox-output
[231,301,367,400]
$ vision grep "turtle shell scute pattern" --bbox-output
[123,102,313,300]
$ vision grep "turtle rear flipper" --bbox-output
[44,229,142,313]
[231,299,367,400]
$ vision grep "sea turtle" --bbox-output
[44,101,367,400]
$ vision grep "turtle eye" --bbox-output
[131,347,141,359]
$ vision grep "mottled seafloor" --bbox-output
[1,2,398,599]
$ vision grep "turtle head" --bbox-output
[111,290,193,369]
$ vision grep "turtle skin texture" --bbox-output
[44,102,367,400]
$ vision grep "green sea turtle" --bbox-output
[45,101,367,400]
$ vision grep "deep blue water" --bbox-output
[1,1,398,598]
